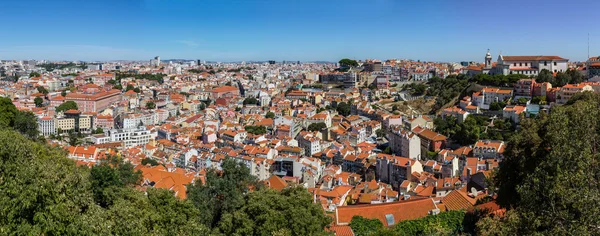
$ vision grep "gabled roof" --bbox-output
[335,198,437,226]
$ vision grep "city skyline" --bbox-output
[1,0,599,62]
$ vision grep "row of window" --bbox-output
[513,61,558,67]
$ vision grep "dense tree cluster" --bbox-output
[336,102,351,116]
[350,211,472,235]
[307,122,327,131]
[37,62,86,71]
[116,73,166,84]
[244,125,267,135]
[0,128,331,235]
[482,92,600,234]
[0,97,40,140]
[434,115,515,146]
[243,97,259,105]
[56,101,79,113]
[338,58,359,68]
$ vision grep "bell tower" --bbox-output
[485,49,492,69]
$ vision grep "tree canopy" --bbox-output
[243,97,259,105]
[339,58,359,68]
[336,102,351,116]
[265,111,275,119]
[0,129,209,235]
[56,101,78,113]
[245,125,267,135]
[308,122,327,132]
[484,91,600,235]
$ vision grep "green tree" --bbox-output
[217,187,331,236]
[0,129,210,235]
[336,102,351,116]
[339,58,359,67]
[126,84,135,92]
[243,97,259,105]
[536,69,554,84]
[350,216,383,236]
[375,128,386,138]
[146,101,156,109]
[265,111,275,119]
[34,97,44,107]
[566,68,585,84]
[56,101,78,112]
[61,90,67,97]
[93,127,104,134]
[29,72,41,77]
[554,71,571,87]
[36,86,49,95]
[67,131,81,146]
[308,122,327,132]
[245,125,267,135]
[0,97,18,128]
[491,92,600,234]
[187,158,258,228]
[489,101,506,111]
[141,158,159,166]
[14,111,40,140]
[516,97,528,105]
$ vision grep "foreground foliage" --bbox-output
[485,91,600,235]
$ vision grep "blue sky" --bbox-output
[1,0,599,62]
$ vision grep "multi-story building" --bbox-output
[471,87,513,110]
[556,83,593,104]
[376,154,423,189]
[473,140,505,160]
[38,116,56,136]
[514,79,535,98]
[587,56,600,80]
[65,89,121,113]
[54,110,93,134]
[93,127,152,148]
[388,127,421,160]
[495,54,569,75]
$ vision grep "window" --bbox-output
[544,61,547,66]
[514,63,517,66]
[520,63,522,66]
[554,62,557,66]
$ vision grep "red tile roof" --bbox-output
[335,198,437,226]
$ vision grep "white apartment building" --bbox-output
[38,116,56,136]
[93,127,152,148]
[122,112,157,129]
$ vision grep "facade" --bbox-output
[38,116,56,136]
[556,84,593,104]
[495,55,569,75]
[473,140,505,159]
[471,87,513,110]
[514,79,535,98]
[65,89,122,113]
[98,127,153,148]
[587,56,600,80]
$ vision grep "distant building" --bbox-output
[587,56,600,80]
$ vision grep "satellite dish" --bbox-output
[471,187,478,197]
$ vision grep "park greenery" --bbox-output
[115,72,166,84]
[37,62,87,71]
[434,115,516,146]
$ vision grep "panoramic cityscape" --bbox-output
[1,0,600,235]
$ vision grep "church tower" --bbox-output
[485,49,492,69]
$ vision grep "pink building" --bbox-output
[65,89,122,113]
